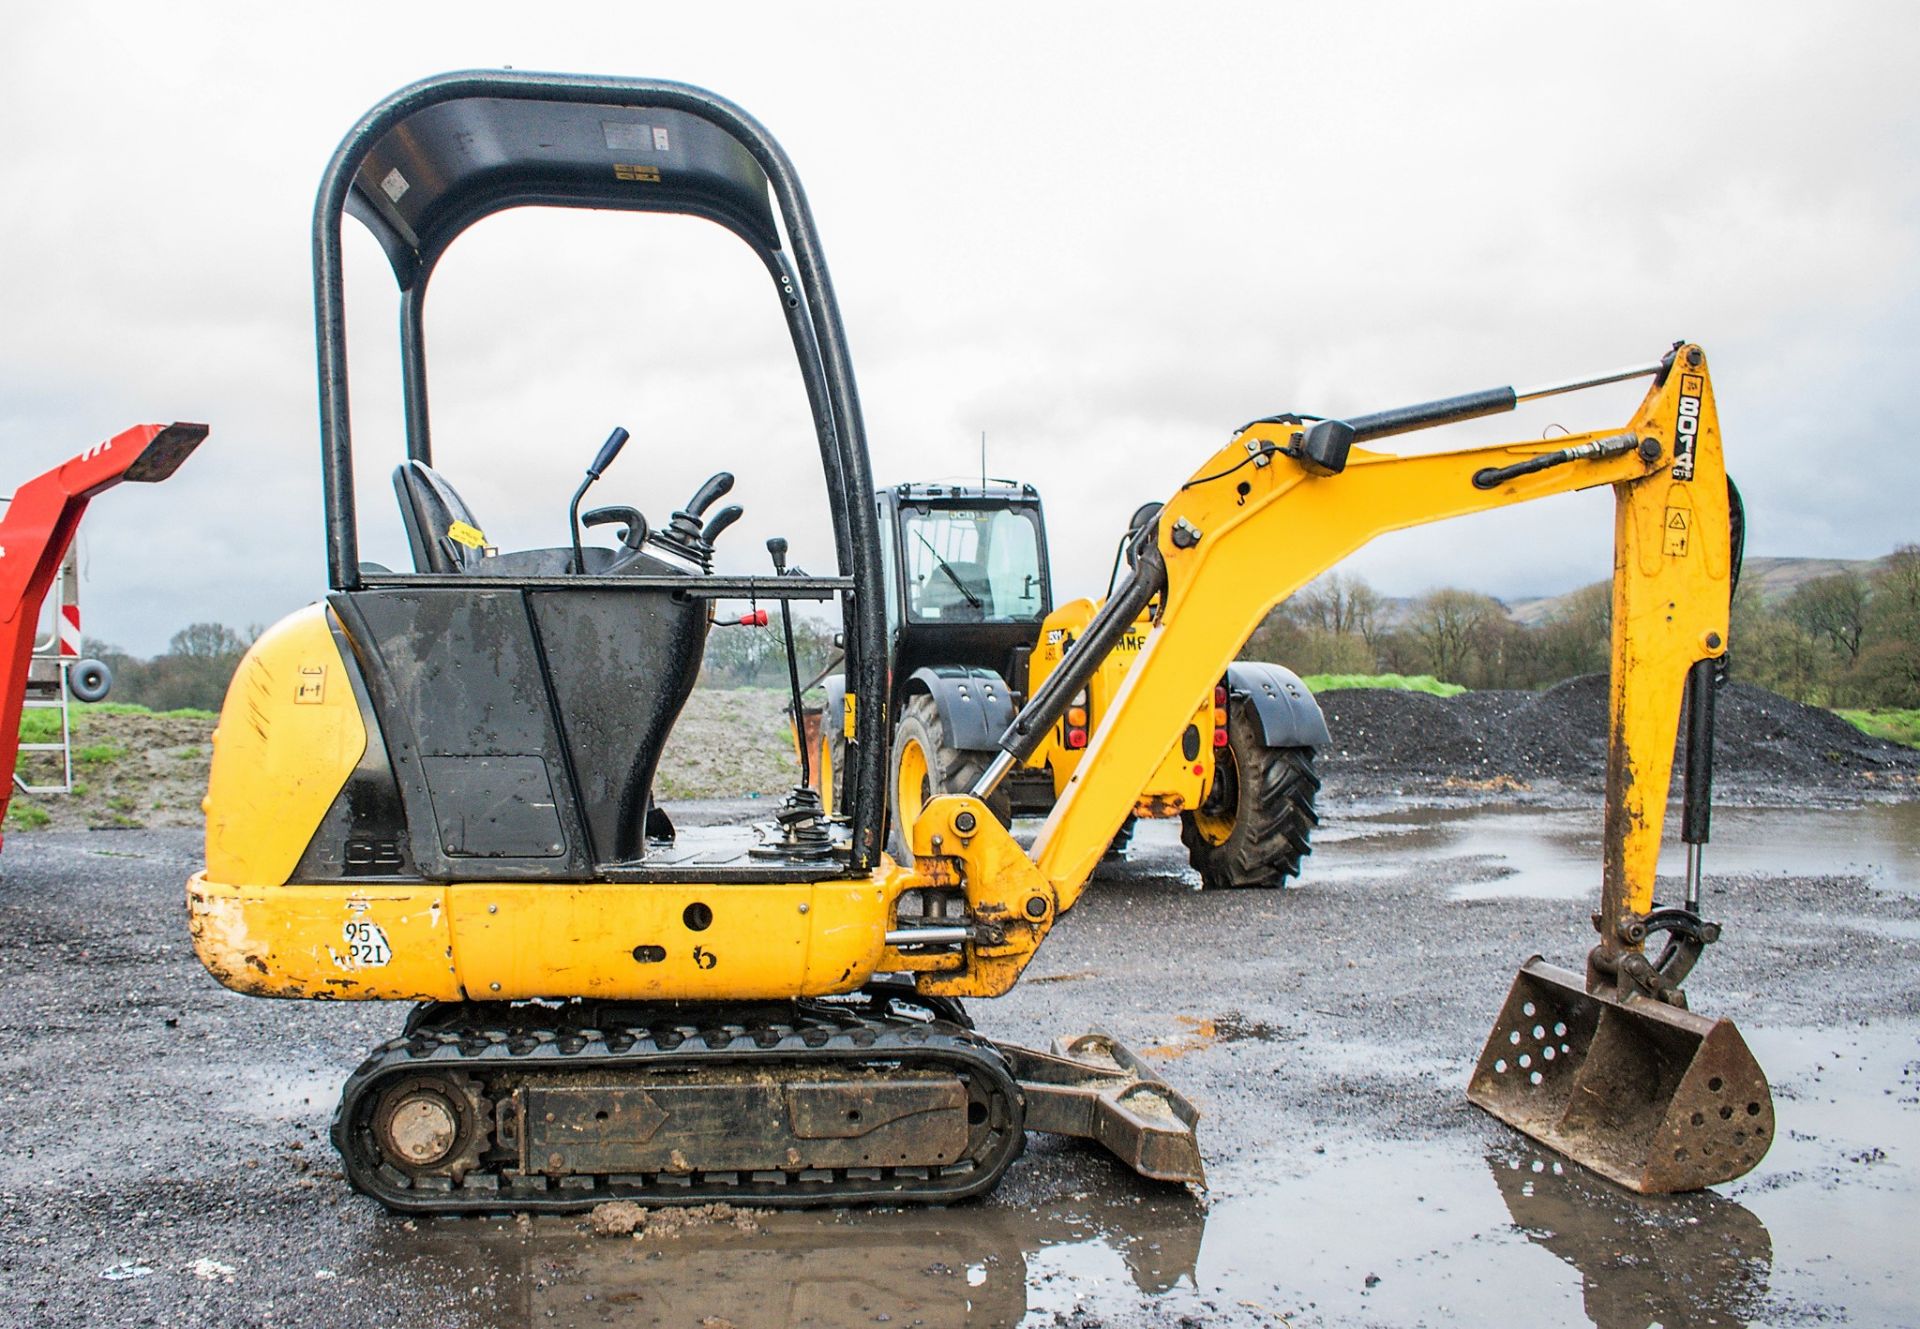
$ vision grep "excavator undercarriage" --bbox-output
[336,989,1201,1211]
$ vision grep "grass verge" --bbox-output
[16,701,218,745]
[1836,708,1920,749]
[1300,672,1467,697]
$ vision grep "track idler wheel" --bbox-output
[364,1072,489,1184]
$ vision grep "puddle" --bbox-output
[341,1018,1917,1327]
[364,1185,1205,1328]
[1302,801,1920,901]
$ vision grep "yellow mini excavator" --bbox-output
[189,71,1771,1210]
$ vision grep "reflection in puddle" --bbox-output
[1306,801,1920,901]
[369,1184,1203,1328]
[1489,1140,1771,1329]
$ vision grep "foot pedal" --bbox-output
[995,1030,1205,1186]
[1468,958,1773,1193]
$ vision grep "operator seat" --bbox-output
[393,460,489,573]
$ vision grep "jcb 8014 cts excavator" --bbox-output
[188,71,1770,1209]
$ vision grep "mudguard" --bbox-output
[1224,661,1329,749]
[906,666,1018,752]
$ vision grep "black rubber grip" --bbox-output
[684,471,736,518]
[587,426,630,478]
[703,505,744,543]
[1343,386,1517,442]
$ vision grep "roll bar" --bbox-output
[310,71,891,870]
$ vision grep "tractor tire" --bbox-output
[817,723,847,817]
[887,693,1009,865]
[1179,692,1319,889]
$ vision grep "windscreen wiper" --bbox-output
[914,529,983,609]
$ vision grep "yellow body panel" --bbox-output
[188,869,919,1001]
[203,605,366,889]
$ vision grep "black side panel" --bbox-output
[292,611,419,882]
[528,589,706,862]
[422,755,565,857]
[331,588,594,881]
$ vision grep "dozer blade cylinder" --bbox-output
[1467,960,1773,1194]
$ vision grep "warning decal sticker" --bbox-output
[1663,506,1691,558]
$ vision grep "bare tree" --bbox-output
[1784,571,1870,664]
[1291,572,1382,642]
[1406,588,1504,684]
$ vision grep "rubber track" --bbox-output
[331,1003,1025,1213]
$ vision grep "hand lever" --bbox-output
[767,537,809,786]
[702,504,744,545]
[583,505,649,552]
[588,426,631,479]
[570,425,631,573]
[684,471,735,518]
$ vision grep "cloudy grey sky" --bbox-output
[3,3,1916,654]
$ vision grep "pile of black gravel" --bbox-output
[1315,674,1920,795]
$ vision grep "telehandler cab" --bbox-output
[814,480,1325,888]
[189,70,1771,1210]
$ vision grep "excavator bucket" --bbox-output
[1468,960,1772,1194]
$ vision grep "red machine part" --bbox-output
[0,423,207,851]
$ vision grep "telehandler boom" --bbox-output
[188,70,1768,1209]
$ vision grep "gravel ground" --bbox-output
[1,677,1916,1327]
[2,795,1916,1327]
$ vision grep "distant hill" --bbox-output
[1503,554,1893,626]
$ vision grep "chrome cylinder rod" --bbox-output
[884,926,972,947]
[1514,361,1663,403]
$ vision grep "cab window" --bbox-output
[901,505,1044,623]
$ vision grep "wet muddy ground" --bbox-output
[1,793,1915,1327]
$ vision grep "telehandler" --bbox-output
[815,479,1324,886]
[188,70,1770,1209]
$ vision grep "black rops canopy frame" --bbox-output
[311,69,889,870]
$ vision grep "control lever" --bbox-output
[649,471,740,572]
[684,471,735,518]
[568,426,631,573]
[702,504,744,545]
[745,535,834,861]
[767,537,809,787]
[583,505,649,553]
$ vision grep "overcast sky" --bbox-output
[3,3,1916,655]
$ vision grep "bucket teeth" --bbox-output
[1468,959,1773,1194]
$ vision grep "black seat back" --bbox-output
[393,460,488,573]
